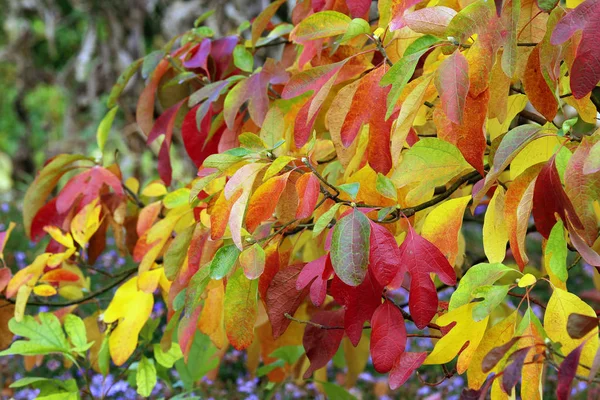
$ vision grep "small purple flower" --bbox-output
[46,358,61,371]
[1,203,9,213]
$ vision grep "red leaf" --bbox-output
[551,0,600,99]
[482,337,521,373]
[182,104,223,168]
[266,265,309,339]
[369,222,403,286]
[435,50,470,124]
[346,0,370,17]
[370,300,407,373]
[331,271,383,346]
[557,344,584,400]
[40,269,80,283]
[258,244,280,300]
[56,167,124,214]
[296,254,332,307]
[388,352,427,389]
[303,309,345,378]
[391,223,456,329]
[532,156,584,239]
[147,101,186,186]
[295,173,320,219]
[501,347,531,394]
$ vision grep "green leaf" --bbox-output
[142,50,165,79]
[189,171,221,202]
[11,377,79,399]
[269,345,305,364]
[154,343,183,368]
[471,285,510,321]
[136,356,157,397]
[330,209,371,286]
[96,106,118,153]
[257,359,286,376]
[546,220,568,282]
[175,331,219,390]
[381,35,440,118]
[63,314,89,352]
[164,188,191,209]
[290,11,351,42]
[98,335,110,376]
[312,203,342,237]
[391,138,470,205]
[194,10,215,27]
[339,18,371,43]
[239,132,267,151]
[0,313,71,357]
[210,244,241,280]
[233,45,254,72]
[449,263,517,310]
[164,225,195,280]
[263,156,296,181]
[376,173,397,200]
[338,183,360,200]
[140,318,160,342]
[318,381,358,400]
[377,206,396,221]
[185,266,211,315]
[203,153,243,170]
[107,58,143,108]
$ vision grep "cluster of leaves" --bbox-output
[2,0,600,398]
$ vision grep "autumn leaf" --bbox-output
[424,302,489,374]
[551,0,600,98]
[266,265,308,339]
[302,309,345,379]
[102,277,153,366]
[370,300,406,373]
[330,208,371,286]
[435,51,469,124]
[224,268,258,350]
[392,223,456,329]
[545,288,599,375]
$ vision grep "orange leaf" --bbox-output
[245,173,290,233]
[523,46,558,121]
[435,89,489,175]
[39,268,80,283]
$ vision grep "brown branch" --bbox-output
[507,291,547,309]
[1,267,137,308]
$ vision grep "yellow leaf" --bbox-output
[71,199,102,248]
[517,273,537,288]
[0,222,16,259]
[483,187,509,263]
[15,286,32,322]
[510,134,562,181]
[125,177,139,194]
[424,303,489,373]
[44,226,74,249]
[103,276,153,366]
[343,334,370,388]
[141,181,167,197]
[467,311,517,389]
[33,285,57,297]
[198,280,227,349]
[544,288,599,376]
[486,94,528,141]
[138,268,164,293]
[6,253,51,298]
[421,195,471,265]
[516,308,544,400]
[58,285,84,300]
